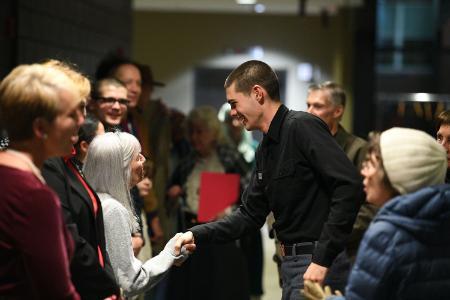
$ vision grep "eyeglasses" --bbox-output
[96,97,130,106]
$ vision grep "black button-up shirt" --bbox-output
[191,104,363,267]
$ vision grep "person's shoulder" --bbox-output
[362,219,399,253]
[98,194,127,214]
[288,110,326,125]
[42,157,65,176]
[286,110,329,134]
[350,134,368,147]
[286,110,312,121]
[337,126,367,149]
[3,170,60,210]
[43,156,64,169]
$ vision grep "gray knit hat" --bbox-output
[380,127,447,195]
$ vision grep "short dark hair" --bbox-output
[224,60,280,101]
[95,55,140,80]
[308,81,346,107]
[91,78,126,100]
[436,110,450,131]
[74,114,101,153]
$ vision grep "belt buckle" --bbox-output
[280,243,285,257]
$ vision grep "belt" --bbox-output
[280,242,315,257]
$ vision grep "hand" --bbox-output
[137,177,152,197]
[164,232,196,266]
[301,280,342,300]
[131,235,144,257]
[167,185,183,199]
[174,231,196,256]
[303,263,328,285]
[149,216,164,243]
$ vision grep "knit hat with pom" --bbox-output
[380,127,447,195]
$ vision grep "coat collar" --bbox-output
[265,104,289,144]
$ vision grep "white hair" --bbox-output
[83,132,141,232]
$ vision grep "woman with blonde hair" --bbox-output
[84,132,194,297]
[0,64,83,298]
[41,60,120,298]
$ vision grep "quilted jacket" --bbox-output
[330,184,450,300]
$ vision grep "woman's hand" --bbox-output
[149,216,164,243]
[137,177,152,197]
[167,185,183,199]
[301,280,342,300]
[131,235,144,257]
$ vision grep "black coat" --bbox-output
[42,157,119,299]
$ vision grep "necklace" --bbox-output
[6,149,45,183]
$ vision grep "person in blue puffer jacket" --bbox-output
[303,127,450,300]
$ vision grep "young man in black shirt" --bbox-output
[175,60,363,299]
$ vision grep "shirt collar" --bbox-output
[265,104,289,144]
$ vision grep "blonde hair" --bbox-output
[42,59,91,100]
[0,64,79,141]
[187,105,225,145]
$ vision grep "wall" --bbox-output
[14,0,132,77]
[0,0,16,79]
[133,11,355,130]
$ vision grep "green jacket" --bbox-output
[334,125,378,260]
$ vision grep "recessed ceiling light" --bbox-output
[413,93,431,102]
[236,0,257,5]
[250,46,264,59]
[254,3,266,13]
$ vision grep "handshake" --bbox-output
[165,231,196,266]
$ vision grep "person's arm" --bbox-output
[103,201,178,297]
[42,159,119,297]
[298,116,363,280]
[17,188,79,299]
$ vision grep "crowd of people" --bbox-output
[0,58,449,300]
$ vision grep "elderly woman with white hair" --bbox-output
[303,127,450,300]
[83,132,194,297]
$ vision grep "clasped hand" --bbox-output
[301,280,342,300]
[169,231,196,266]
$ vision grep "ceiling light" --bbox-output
[254,3,266,13]
[297,63,313,82]
[250,46,264,59]
[413,93,431,102]
[236,0,257,5]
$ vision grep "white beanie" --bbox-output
[380,127,447,195]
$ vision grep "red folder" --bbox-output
[197,172,240,222]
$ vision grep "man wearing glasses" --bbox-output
[89,78,129,132]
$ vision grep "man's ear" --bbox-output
[252,85,265,105]
[32,117,49,140]
[333,105,344,119]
